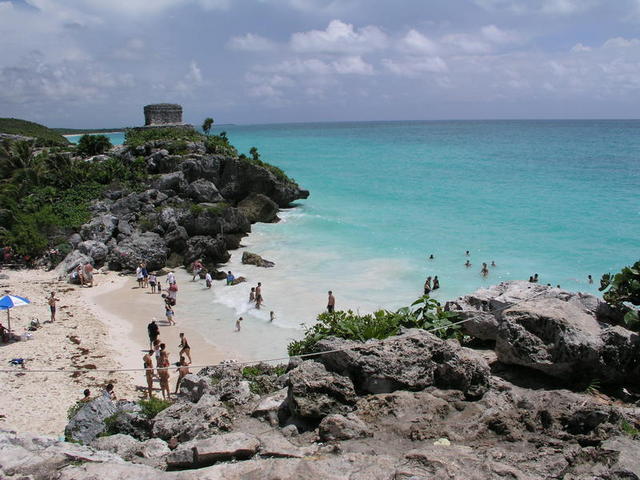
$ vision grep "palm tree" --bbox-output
[202,117,214,136]
[249,147,260,161]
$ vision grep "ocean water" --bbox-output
[72,121,640,359]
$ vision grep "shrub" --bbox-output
[76,134,112,156]
[287,295,460,356]
[204,134,238,156]
[600,261,640,329]
[67,401,85,420]
[238,153,295,184]
[124,127,203,149]
[138,397,172,419]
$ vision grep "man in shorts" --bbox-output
[327,291,335,313]
[147,320,160,348]
[47,291,59,322]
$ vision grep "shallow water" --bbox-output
[77,121,640,359]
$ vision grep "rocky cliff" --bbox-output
[56,135,309,276]
[4,283,640,479]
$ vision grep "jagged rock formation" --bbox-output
[56,135,309,276]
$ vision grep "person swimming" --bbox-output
[432,276,440,290]
[465,260,471,268]
[428,254,434,260]
[480,263,489,277]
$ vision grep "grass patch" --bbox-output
[239,153,295,184]
[620,419,640,438]
[124,127,203,149]
[138,397,172,419]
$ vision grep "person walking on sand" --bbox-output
[481,263,489,277]
[47,291,59,322]
[147,319,160,348]
[149,272,157,293]
[143,350,154,399]
[166,271,176,287]
[175,356,190,394]
[270,311,275,322]
[165,302,176,326]
[178,332,191,364]
[136,264,144,288]
[141,263,149,288]
[205,271,212,289]
[327,291,336,313]
[236,317,243,331]
[255,282,263,309]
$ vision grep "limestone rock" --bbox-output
[287,360,357,422]
[314,330,491,399]
[155,171,188,193]
[252,387,288,426]
[242,251,275,268]
[64,397,140,444]
[184,235,229,266]
[319,413,373,442]
[55,250,93,279]
[151,394,231,442]
[77,240,109,265]
[167,432,260,469]
[108,232,168,271]
[80,213,119,243]
[186,179,223,203]
[137,438,171,459]
[258,432,305,458]
[91,434,140,458]
[238,192,279,223]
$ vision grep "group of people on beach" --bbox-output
[145,319,191,400]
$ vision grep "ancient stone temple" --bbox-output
[143,104,183,126]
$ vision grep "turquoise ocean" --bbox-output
[67,121,640,359]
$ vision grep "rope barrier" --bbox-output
[0,287,549,375]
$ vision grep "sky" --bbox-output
[2,0,640,127]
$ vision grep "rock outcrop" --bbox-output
[446,281,640,385]
[242,251,275,268]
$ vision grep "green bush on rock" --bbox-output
[287,295,460,357]
[600,260,640,329]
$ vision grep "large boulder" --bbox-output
[242,251,275,268]
[55,250,93,279]
[217,156,309,207]
[77,240,108,265]
[286,360,357,422]
[237,193,279,223]
[186,179,223,203]
[445,281,640,385]
[313,330,491,399]
[154,171,188,193]
[319,413,372,442]
[182,205,251,237]
[107,232,168,271]
[181,155,222,183]
[65,397,140,444]
[184,235,229,265]
[151,394,232,442]
[80,214,118,243]
[164,226,189,252]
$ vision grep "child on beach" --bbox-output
[149,273,157,293]
[249,287,255,302]
[235,317,243,331]
[205,271,212,289]
[47,292,59,322]
[165,303,176,326]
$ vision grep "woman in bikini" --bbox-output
[178,332,191,364]
[143,350,154,399]
[158,343,171,400]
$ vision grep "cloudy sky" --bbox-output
[2,0,640,127]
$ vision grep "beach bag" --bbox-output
[169,283,178,292]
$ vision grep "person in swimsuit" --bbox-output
[255,283,263,309]
[423,277,432,295]
[165,303,176,326]
[481,263,489,277]
[226,271,235,285]
[141,263,149,288]
[153,339,162,377]
[174,356,191,394]
[433,276,440,290]
[249,287,255,303]
[588,274,593,284]
[464,260,471,268]
[80,388,91,403]
[143,350,154,399]
[428,254,434,260]
[158,343,171,400]
[47,292,59,322]
[236,317,243,331]
[327,291,335,313]
[491,261,496,267]
[178,332,191,364]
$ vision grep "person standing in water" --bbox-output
[433,276,440,290]
[327,291,336,313]
[255,282,263,309]
[249,287,255,303]
[236,317,243,331]
[205,271,212,289]
[481,263,489,277]
[423,277,432,295]
[588,274,593,284]
[491,261,496,267]
[464,260,471,268]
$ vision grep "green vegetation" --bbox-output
[202,117,214,135]
[620,419,640,438]
[138,397,172,419]
[0,139,147,257]
[0,117,69,146]
[204,134,238,157]
[67,401,85,420]
[600,260,640,329]
[287,295,460,356]
[76,134,112,156]
[124,127,203,149]
[189,202,229,217]
[53,127,125,135]
[239,151,294,184]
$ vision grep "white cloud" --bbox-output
[290,19,388,54]
[602,37,640,48]
[442,33,491,54]
[113,38,146,60]
[176,61,205,93]
[481,25,519,44]
[332,56,373,75]
[473,0,598,16]
[571,43,592,52]
[227,33,277,52]
[382,57,448,77]
[401,30,439,54]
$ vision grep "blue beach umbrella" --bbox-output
[0,295,31,339]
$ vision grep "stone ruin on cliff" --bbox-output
[140,103,194,130]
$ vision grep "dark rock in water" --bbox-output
[242,251,275,268]
[77,240,108,265]
[108,232,168,271]
[184,235,229,265]
[152,394,232,442]
[237,192,279,223]
[65,397,140,444]
[80,214,118,244]
[287,360,357,422]
[314,330,491,399]
[186,179,223,203]
[230,276,246,285]
[217,157,309,207]
[447,281,640,385]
